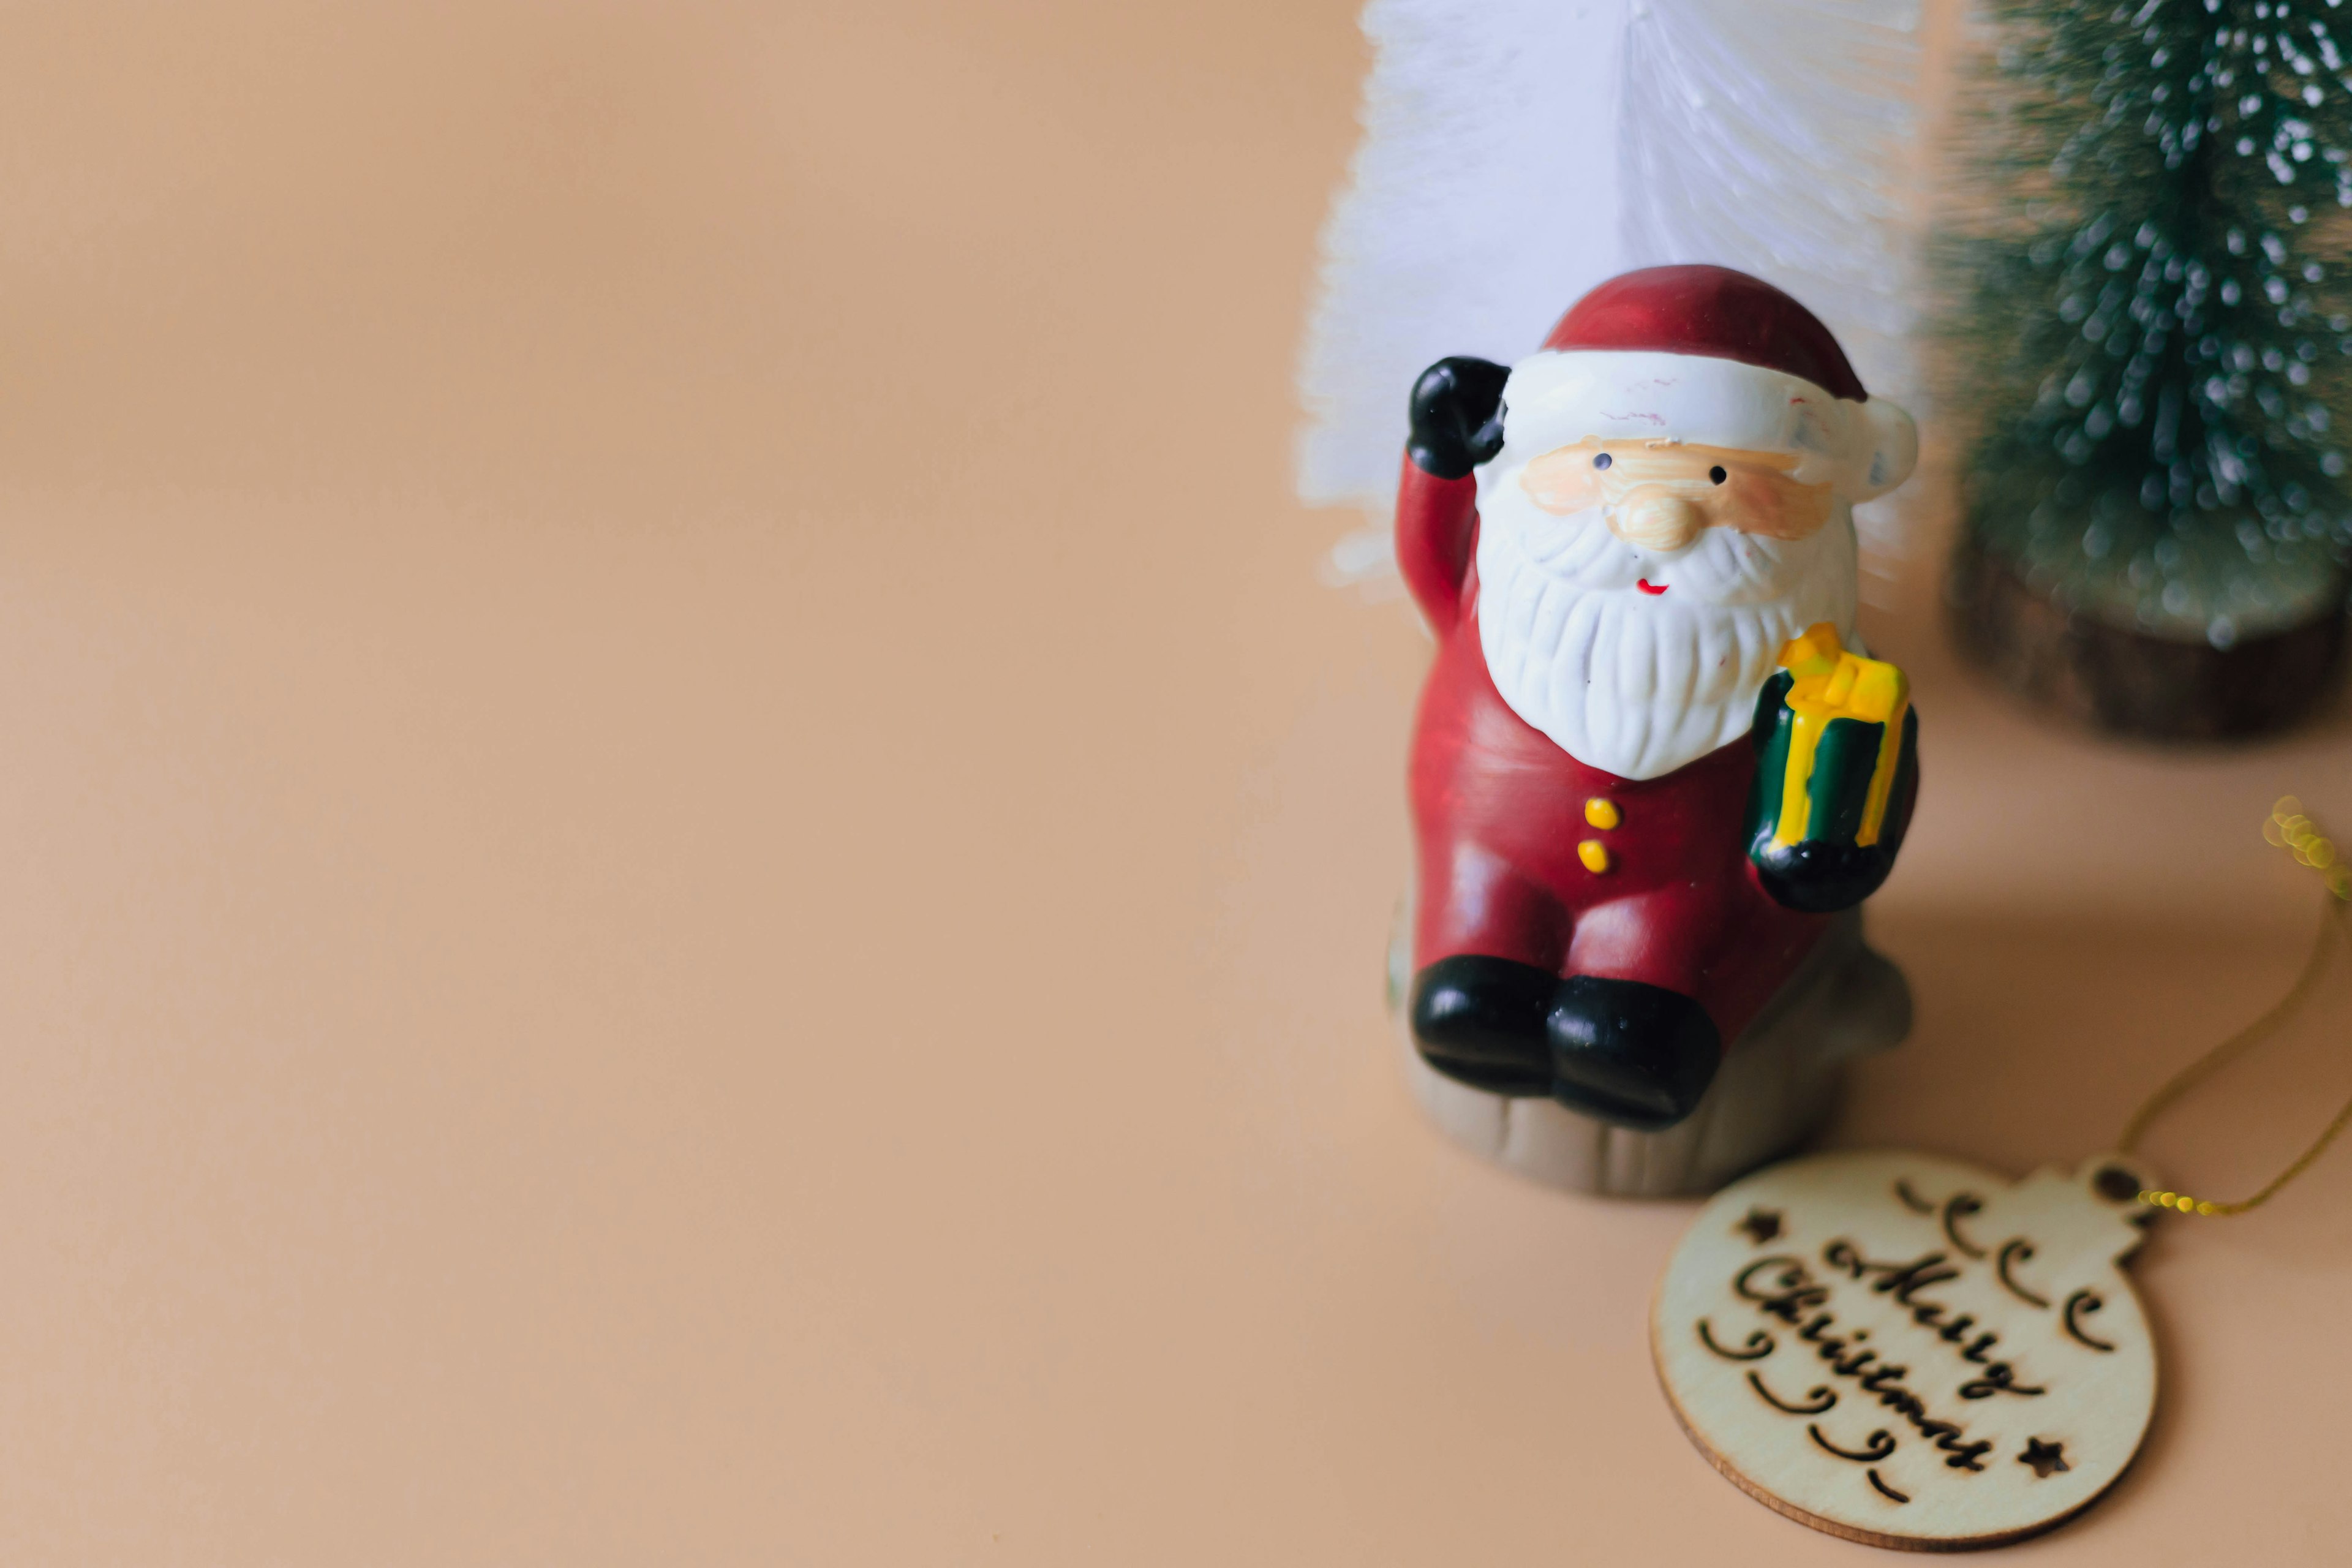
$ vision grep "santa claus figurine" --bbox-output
[1395,265,1921,1191]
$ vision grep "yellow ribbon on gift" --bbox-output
[1768,622,1912,850]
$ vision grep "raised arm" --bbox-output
[1396,356,1507,634]
[1393,456,1478,633]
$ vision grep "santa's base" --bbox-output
[1389,911,1909,1198]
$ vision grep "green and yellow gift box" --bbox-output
[1743,622,1920,912]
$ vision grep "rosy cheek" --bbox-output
[1710,473,1775,532]
[1520,452,1602,514]
[1772,481,1834,538]
[1717,473,1829,539]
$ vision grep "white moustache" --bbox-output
[1474,492,1858,782]
[1506,500,1831,608]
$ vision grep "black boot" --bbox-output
[1546,978,1722,1131]
[1408,955,1555,1095]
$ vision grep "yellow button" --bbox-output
[1583,797,1621,831]
[1577,839,1612,874]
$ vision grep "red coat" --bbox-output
[1397,456,1828,1044]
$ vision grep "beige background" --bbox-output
[0,1,2346,1561]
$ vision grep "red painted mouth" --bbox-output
[1636,578,1668,595]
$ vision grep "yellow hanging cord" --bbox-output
[2117,797,2352,1218]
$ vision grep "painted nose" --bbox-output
[1608,489,1705,551]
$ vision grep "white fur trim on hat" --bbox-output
[1498,349,1917,502]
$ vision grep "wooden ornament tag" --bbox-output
[1651,1150,2158,1551]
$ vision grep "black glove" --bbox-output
[1407,356,1509,480]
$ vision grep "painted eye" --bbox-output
[1709,466,1727,484]
[1594,452,1613,470]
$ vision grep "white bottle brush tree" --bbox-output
[1942,0,2352,733]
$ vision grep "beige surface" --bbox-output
[0,2,2347,1561]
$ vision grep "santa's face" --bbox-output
[1518,438,1835,552]
[1473,435,1858,782]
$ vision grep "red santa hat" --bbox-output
[1499,265,1918,502]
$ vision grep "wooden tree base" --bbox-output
[1948,538,2350,741]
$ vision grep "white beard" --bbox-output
[1472,480,1858,782]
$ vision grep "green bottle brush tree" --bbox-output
[1940,0,2352,737]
